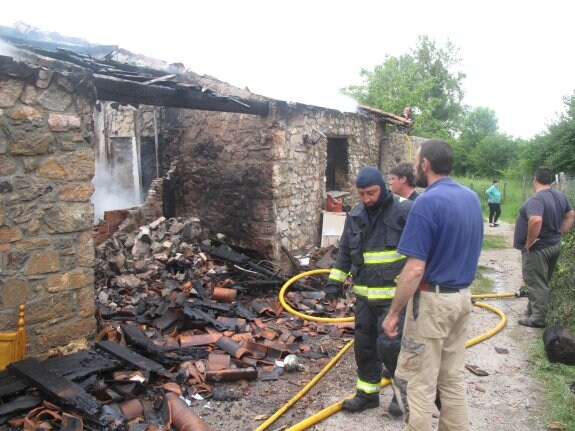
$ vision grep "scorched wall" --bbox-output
[164,94,386,265]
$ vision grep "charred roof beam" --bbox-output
[94,74,269,116]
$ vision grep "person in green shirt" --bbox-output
[485,180,502,227]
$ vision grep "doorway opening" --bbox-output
[325,138,349,191]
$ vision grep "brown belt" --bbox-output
[419,282,466,294]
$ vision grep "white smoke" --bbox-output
[0,40,21,59]
[91,162,142,223]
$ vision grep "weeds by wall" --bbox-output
[548,183,575,332]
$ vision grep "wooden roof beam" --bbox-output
[93,74,270,116]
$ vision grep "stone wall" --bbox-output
[273,102,384,258]
[164,91,386,263]
[380,132,427,176]
[0,57,96,356]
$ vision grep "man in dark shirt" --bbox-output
[389,162,419,201]
[383,139,483,430]
[513,166,574,328]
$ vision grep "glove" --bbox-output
[324,282,343,301]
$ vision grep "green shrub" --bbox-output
[547,182,575,332]
[548,231,575,333]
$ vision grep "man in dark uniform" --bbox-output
[325,167,413,416]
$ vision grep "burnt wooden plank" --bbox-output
[94,75,270,116]
[117,324,207,366]
[0,370,28,397]
[8,358,101,417]
[182,304,232,332]
[0,350,122,398]
[95,340,166,373]
[43,349,123,381]
[0,394,43,418]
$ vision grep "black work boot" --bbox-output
[342,392,379,412]
[388,395,403,417]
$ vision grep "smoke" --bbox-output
[91,162,141,222]
[299,90,358,114]
[252,80,359,114]
[0,40,21,59]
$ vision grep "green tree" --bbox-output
[454,107,499,175]
[467,133,516,178]
[517,92,575,178]
[343,35,466,139]
[542,92,575,175]
[504,138,536,179]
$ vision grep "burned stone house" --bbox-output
[0,29,424,355]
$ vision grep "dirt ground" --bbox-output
[195,220,548,431]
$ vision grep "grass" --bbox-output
[470,271,493,295]
[471,236,506,295]
[482,234,508,249]
[531,339,575,429]
[454,176,528,224]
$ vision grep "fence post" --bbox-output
[522,176,529,200]
[559,172,565,191]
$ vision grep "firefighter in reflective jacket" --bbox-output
[325,167,412,415]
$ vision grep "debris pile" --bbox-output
[0,216,354,430]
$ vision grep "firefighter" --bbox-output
[325,166,413,415]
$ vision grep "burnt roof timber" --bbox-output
[0,32,117,58]
[94,74,270,116]
[142,74,178,85]
[0,36,270,116]
[358,104,412,126]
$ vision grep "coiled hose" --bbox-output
[256,269,516,431]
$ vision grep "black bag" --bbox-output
[543,324,575,365]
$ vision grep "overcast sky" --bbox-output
[2,0,573,139]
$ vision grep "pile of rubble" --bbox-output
[0,216,354,430]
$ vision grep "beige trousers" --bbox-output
[395,287,472,431]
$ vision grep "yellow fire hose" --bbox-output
[256,269,515,431]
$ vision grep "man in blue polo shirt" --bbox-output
[383,139,483,431]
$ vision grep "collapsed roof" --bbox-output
[0,24,269,116]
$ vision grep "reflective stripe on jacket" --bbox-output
[328,193,412,303]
